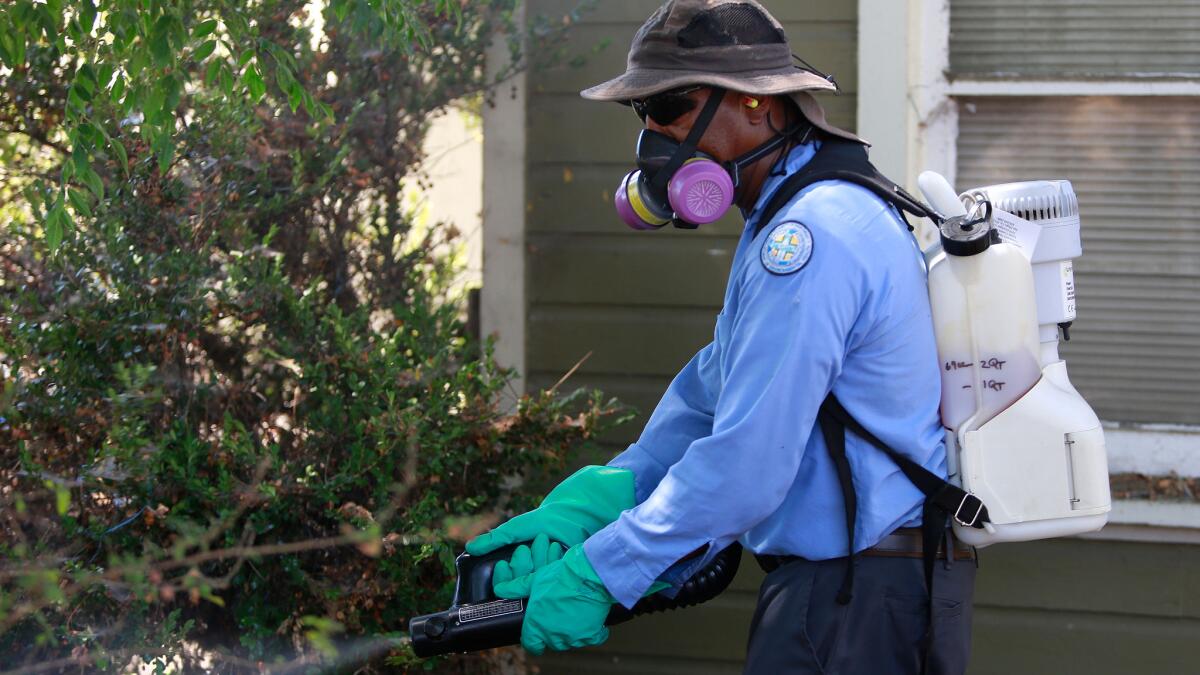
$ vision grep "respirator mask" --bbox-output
[614,87,807,230]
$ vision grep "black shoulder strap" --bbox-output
[818,393,990,674]
[754,138,937,238]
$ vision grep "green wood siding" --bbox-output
[524,0,857,432]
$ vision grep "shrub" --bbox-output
[0,0,614,671]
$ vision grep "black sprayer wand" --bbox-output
[409,542,742,657]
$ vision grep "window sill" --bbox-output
[1074,500,1200,545]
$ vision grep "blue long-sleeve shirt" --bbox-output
[584,141,947,609]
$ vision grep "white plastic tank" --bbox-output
[920,173,1042,433]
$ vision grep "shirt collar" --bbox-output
[741,139,822,231]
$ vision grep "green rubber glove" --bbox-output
[494,544,614,655]
[466,466,636,558]
[490,533,565,588]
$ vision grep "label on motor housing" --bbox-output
[457,599,523,624]
[1061,260,1077,319]
[991,209,1042,261]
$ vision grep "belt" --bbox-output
[755,527,976,574]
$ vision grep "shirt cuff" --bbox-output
[584,524,662,609]
[608,443,668,504]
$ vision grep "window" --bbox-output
[948,0,1200,425]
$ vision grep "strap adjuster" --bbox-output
[954,493,985,528]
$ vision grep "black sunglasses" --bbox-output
[631,86,704,126]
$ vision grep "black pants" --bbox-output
[744,554,976,675]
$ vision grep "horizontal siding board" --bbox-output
[973,539,1195,617]
[970,607,1200,674]
[529,233,735,306]
[949,0,1200,76]
[528,305,714,376]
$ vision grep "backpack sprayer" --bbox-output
[919,173,1111,546]
[409,542,742,657]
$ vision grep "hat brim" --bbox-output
[580,66,837,102]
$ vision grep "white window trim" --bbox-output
[481,2,527,399]
[857,0,1200,538]
[948,79,1200,97]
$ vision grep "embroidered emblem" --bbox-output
[760,222,813,275]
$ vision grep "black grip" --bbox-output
[409,542,743,658]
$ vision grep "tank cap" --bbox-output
[940,200,993,257]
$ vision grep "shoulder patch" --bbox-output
[760,222,813,275]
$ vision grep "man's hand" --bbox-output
[490,533,565,589]
[466,466,636,585]
[493,545,615,655]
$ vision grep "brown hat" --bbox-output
[581,0,864,144]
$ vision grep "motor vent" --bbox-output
[962,180,1079,224]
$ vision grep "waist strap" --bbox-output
[755,527,976,574]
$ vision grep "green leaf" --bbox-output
[12,31,24,65]
[97,63,113,89]
[243,65,265,102]
[193,18,218,39]
[288,82,303,113]
[129,49,148,76]
[109,138,129,175]
[205,58,221,83]
[220,66,234,96]
[193,39,216,61]
[154,134,174,174]
[46,201,65,249]
[79,0,97,33]
[150,16,173,65]
[68,188,92,217]
[332,0,351,23]
[0,31,15,68]
[67,85,87,111]
[110,74,125,102]
[144,84,165,125]
[55,485,70,516]
[81,166,104,201]
[72,142,89,173]
[169,15,187,51]
[237,48,255,68]
[162,74,182,113]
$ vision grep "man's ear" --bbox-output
[741,94,773,126]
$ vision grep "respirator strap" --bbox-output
[725,133,790,188]
[649,87,726,193]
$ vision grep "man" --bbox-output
[467,1,977,672]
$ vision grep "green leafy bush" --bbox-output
[0,0,614,671]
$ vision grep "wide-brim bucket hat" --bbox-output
[581,0,865,144]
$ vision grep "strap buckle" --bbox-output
[953,493,985,528]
